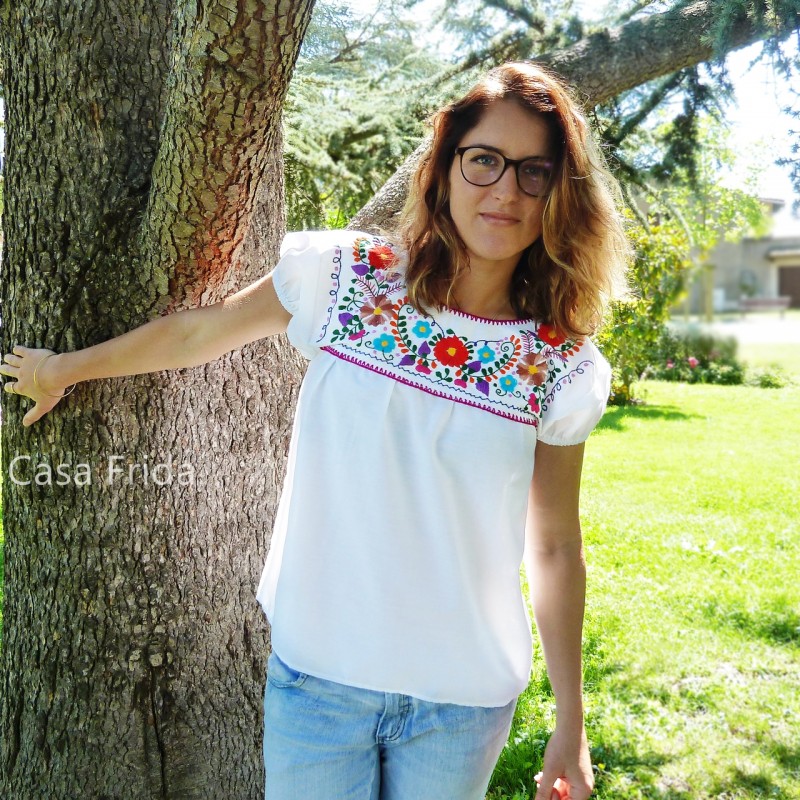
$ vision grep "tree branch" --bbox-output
[349,0,800,232]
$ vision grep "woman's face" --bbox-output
[448,99,554,277]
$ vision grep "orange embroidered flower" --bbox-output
[433,335,470,367]
[368,245,397,271]
[537,323,567,347]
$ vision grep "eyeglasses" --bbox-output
[455,146,554,198]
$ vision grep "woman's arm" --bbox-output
[525,440,594,800]
[1,272,290,426]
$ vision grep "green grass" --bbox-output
[1,383,798,796]
[488,381,800,799]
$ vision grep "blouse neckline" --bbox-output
[442,304,536,326]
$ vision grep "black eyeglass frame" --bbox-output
[454,146,554,198]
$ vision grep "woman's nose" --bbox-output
[492,165,522,199]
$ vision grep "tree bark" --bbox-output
[0,1,313,798]
[349,0,800,233]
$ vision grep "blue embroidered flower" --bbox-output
[373,334,395,353]
[412,320,433,338]
[498,375,518,393]
[477,346,495,363]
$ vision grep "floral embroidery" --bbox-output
[374,333,395,352]
[434,336,470,367]
[477,346,496,363]
[516,353,548,386]
[499,375,518,393]
[319,235,588,427]
[360,294,394,326]
[537,323,568,347]
[367,244,398,271]
[412,320,432,338]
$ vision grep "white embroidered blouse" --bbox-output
[256,230,611,707]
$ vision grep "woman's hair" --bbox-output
[395,61,630,338]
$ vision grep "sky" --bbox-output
[719,41,800,236]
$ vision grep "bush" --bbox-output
[643,326,745,385]
[747,366,794,389]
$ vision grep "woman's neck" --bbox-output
[450,266,517,320]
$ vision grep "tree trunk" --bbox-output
[349,0,800,232]
[0,1,313,798]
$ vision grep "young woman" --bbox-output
[3,62,628,800]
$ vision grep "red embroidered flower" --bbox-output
[359,295,394,326]
[433,335,470,367]
[516,353,548,386]
[537,323,567,347]
[368,245,397,271]
[528,394,540,413]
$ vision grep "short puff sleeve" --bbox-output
[270,230,342,360]
[537,338,611,446]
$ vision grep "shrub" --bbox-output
[747,367,794,389]
[643,326,745,385]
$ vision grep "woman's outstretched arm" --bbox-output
[525,441,594,800]
[1,272,290,426]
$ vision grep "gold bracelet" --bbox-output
[33,353,76,399]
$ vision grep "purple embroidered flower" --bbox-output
[352,262,370,277]
[399,354,416,367]
[418,341,431,357]
[360,295,394,326]
[338,312,354,326]
[475,380,490,396]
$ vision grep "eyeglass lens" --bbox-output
[459,147,552,197]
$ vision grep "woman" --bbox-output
[3,62,628,800]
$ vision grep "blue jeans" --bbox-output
[263,651,517,799]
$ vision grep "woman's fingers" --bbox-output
[22,404,48,427]
[0,362,21,377]
[2,346,65,426]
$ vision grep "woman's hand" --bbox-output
[534,723,594,800]
[1,346,70,427]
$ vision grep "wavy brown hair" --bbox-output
[394,61,630,338]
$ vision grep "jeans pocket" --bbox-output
[267,651,309,689]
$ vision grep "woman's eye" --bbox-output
[523,165,550,181]
[472,153,499,167]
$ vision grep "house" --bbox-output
[685,198,800,314]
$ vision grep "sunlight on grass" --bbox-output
[488,381,800,800]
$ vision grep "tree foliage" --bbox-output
[284,0,444,229]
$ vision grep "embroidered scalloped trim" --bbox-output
[441,305,536,326]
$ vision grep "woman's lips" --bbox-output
[479,212,519,225]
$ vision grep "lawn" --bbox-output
[1,382,798,798]
[488,380,800,799]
